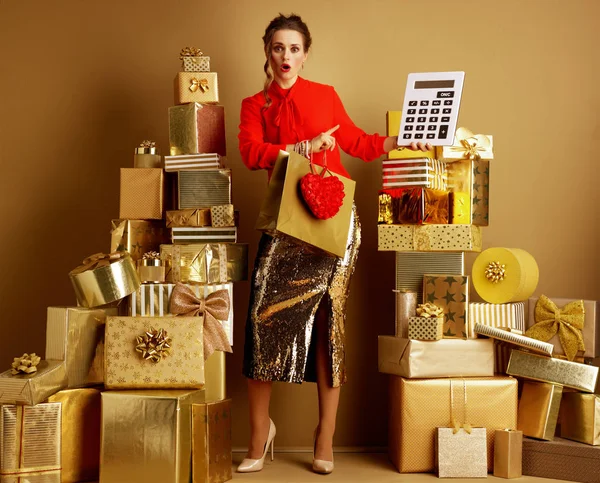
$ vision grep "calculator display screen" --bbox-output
[414,80,455,89]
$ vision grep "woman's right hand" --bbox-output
[310,125,339,153]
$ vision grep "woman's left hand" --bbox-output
[408,141,433,151]
[384,136,432,153]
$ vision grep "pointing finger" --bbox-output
[325,125,340,135]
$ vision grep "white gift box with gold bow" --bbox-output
[175,72,219,105]
[435,127,494,162]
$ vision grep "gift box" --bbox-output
[526,296,599,359]
[407,316,443,340]
[174,72,219,104]
[210,204,235,227]
[379,224,481,252]
[394,290,417,338]
[468,302,525,338]
[494,429,522,479]
[169,103,226,156]
[161,243,248,284]
[423,274,469,338]
[46,388,101,483]
[518,381,562,441]
[171,226,237,244]
[507,349,599,392]
[69,252,140,308]
[104,316,204,389]
[0,360,67,405]
[164,153,223,172]
[129,283,234,346]
[560,393,600,445]
[446,158,490,226]
[388,376,518,473]
[378,336,494,378]
[382,158,446,190]
[166,209,211,228]
[100,389,204,483]
[178,169,232,209]
[379,187,449,224]
[435,127,494,162]
[110,219,169,263]
[192,399,232,483]
[0,403,61,480]
[204,350,226,402]
[436,427,487,478]
[386,111,435,159]
[474,323,554,356]
[119,168,165,219]
[45,306,110,388]
[395,252,465,303]
[137,252,166,283]
[180,47,210,72]
[522,436,600,483]
[134,141,162,168]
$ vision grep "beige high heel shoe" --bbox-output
[312,428,334,475]
[237,419,276,473]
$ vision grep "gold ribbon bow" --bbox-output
[135,328,172,363]
[169,283,232,360]
[180,47,203,59]
[142,251,161,260]
[446,127,493,161]
[70,251,127,275]
[189,78,209,93]
[525,295,585,361]
[416,303,444,318]
[10,353,41,375]
[139,140,155,148]
[450,379,472,434]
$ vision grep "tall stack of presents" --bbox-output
[0,51,599,483]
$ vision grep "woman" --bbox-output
[237,13,430,475]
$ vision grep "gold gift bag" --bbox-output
[494,429,523,478]
[255,151,356,258]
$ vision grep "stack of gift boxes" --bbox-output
[0,48,246,483]
[377,112,600,480]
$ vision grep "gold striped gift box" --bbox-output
[382,158,447,190]
[468,302,526,338]
[474,323,553,356]
[164,153,223,172]
[171,226,237,244]
[178,169,231,209]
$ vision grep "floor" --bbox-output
[230,452,570,482]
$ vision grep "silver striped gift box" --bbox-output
[171,226,237,244]
[178,169,231,209]
[164,153,223,172]
[395,252,464,304]
[468,302,526,338]
[382,158,447,190]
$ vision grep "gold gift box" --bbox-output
[192,399,232,483]
[407,316,443,340]
[0,360,67,405]
[379,187,449,224]
[182,55,210,72]
[378,336,494,378]
[468,302,525,338]
[204,351,226,402]
[178,169,232,209]
[161,243,248,284]
[0,403,61,479]
[45,306,109,388]
[379,224,482,252]
[507,349,599,392]
[100,389,205,483]
[423,274,469,338]
[446,158,490,226]
[46,388,101,483]
[166,209,211,228]
[174,72,219,104]
[560,393,600,445]
[171,226,237,244]
[518,381,562,441]
[104,316,204,389]
[110,219,169,263]
[474,323,554,356]
[168,103,226,156]
[436,427,488,478]
[381,158,447,190]
[494,429,522,479]
[388,376,518,473]
[386,111,435,159]
[119,168,165,220]
[210,204,235,227]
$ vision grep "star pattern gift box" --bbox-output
[423,274,469,338]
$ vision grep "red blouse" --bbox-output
[238,77,387,178]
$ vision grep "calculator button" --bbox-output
[419,109,428,114]
[444,100,453,106]
[431,109,440,114]
[438,125,449,139]
[406,117,415,122]
[405,125,413,131]
[415,133,424,139]
[409,101,418,106]
[403,133,412,139]
[407,109,416,114]
[429,116,438,122]
[418,117,426,122]
[441,116,450,122]
[432,100,441,106]
[416,125,425,131]
[420,100,429,106]
[442,108,451,114]
[437,91,455,99]
[426,133,435,139]
[428,125,436,131]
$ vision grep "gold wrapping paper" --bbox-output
[182,55,210,72]
[0,361,67,405]
[474,323,554,356]
[380,187,449,224]
[560,393,600,445]
[446,158,490,226]
[137,265,165,283]
[69,252,140,308]
[386,111,435,159]
[174,72,219,104]
[210,204,235,227]
[110,219,169,263]
[134,143,162,168]
[178,169,232,209]
[45,306,109,388]
[423,274,469,338]
[192,399,232,483]
[166,209,211,228]
[119,168,164,219]
[449,190,471,225]
[161,243,248,284]
[507,349,599,392]
[104,316,204,389]
[204,351,226,402]
[0,403,61,478]
[388,376,518,473]
[168,103,226,156]
[407,316,443,340]
[100,389,205,483]
[0,474,61,482]
[171,226,237,244]
[518,381,562,441]
[494,429,522,479]
[435,127,494,162]
[379,224,482,252]
[46,388,101,483]
[527,297,599,359]
[394,290,417,338]
[382,158,447,189]
[468,302,525,338]
[378,336,494,378]
[436,427,487,478]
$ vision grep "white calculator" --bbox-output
[397,71,465,146]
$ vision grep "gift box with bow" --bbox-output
[174,72,219,105]
[180,47,210,72]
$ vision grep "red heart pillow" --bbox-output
[300,171,345,220]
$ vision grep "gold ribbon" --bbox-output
[485,261,506,283]
[135,328,172,363]
[169,282,232,360]
[189,78,209,93]
[139,140,155,148]
[180,47,203,58]
[450,379,472,434]
[416,303,444,318]
[525,295,585,361]
[142,251,161,260]
[446,127,492,161]
[70,251,127,275]
[10,353,41,375]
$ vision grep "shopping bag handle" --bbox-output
[309,149,329,178]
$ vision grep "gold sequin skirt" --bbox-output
[243,207,361,387]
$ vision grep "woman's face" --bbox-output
[269,29,308,88]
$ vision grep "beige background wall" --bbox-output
[0,0,598,450]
